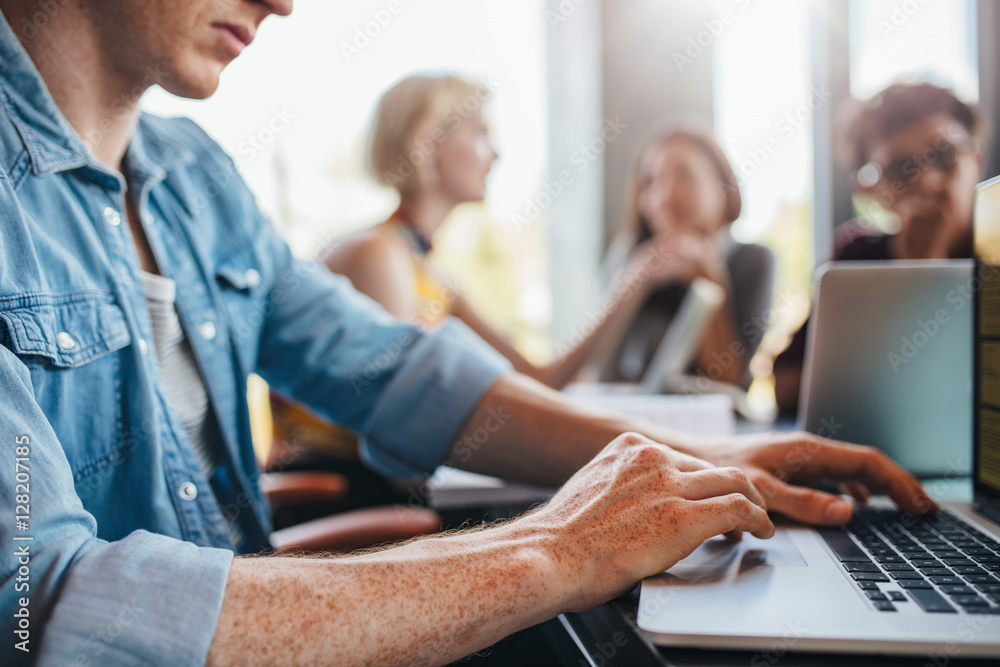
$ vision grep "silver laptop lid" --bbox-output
[799,260,973,478]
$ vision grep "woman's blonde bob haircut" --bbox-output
[367,74,491,194]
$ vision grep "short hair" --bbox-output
[367,74,489,194]
[623,116,742,242]
[841,83,990,172]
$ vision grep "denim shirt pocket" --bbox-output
[0,291,132,483]
[214,245,265,371]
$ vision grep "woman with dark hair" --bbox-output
[773,82,990,414]
[597,118,775,389]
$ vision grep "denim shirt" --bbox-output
[0,13,510,665]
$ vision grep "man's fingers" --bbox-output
[683,466,768,510]
[668,450,715,473]
[757,474,855,525]
[784,437,938,515]
[840,481,870,504]
[691,494,775,540]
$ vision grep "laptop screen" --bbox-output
[974,175,1000,518]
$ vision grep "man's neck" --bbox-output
[1,1,144,170]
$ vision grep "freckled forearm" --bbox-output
[205,522,566,667]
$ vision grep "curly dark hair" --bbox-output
[841,83,989,172]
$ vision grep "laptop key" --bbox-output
[929,575,965,585]
[882,562,915,571]
[819,528,871,562]
[921,568,954,576]
[960,605,997,615]
[873,601,897,612]
[844,562,881,573]
[889,571,927,580]
[853,572,890,582]
[874,554,905,564]
[866,591,888,601]
[966,575,1000,584]
[898,579,933,589]
[940,585,976,596]
[908,588,958,613]
[857,581,881,591]
[911,558,943,566]
[940,556,972,565]
[977,583,1000,593]
[951,594,989,606]
[953,566,987,576]
[887,591,907,602]
[975,556,1000,565]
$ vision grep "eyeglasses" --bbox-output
[856,140,976,191]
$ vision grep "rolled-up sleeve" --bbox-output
[253,218,511,480]
[360,317,512,478]
[0,346,233,667]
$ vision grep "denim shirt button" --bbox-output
[178,482,198,501]
[56,331,76,350]
[138,338,148,355]
[198,321,217,341]
[142,211,155,226]
[244,268,261,288]
[103,206,121,226]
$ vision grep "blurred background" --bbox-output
[141,0,999,407]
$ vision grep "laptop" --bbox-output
[566,277,777,420]
[635,175,1000,657]
[798,259,974,478]
[638,276,725,394]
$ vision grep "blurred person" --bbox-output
[773,83,990,415]
[597,119,775,389]
[324,74,707,391]
[0,1,938,665]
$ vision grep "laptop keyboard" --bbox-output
[819,507,1000,614]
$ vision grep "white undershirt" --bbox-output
[141,271,243,549]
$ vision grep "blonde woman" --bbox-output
[598,119,775,389]
[324,74,686,388]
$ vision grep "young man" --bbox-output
[0,1,935,665]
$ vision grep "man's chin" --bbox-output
[158,66,224,101]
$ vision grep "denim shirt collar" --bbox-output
[0,9,193,185]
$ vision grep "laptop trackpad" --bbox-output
[665,531,807,583]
